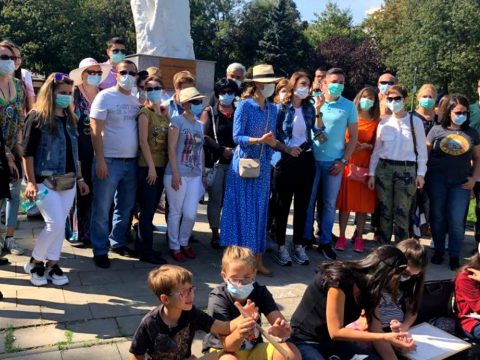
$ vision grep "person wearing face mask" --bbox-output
[220,64,299,276]
[0,41,26,256]
[99,37,127,90]
[426,94,480,270]
[368,85,428,245]
[199,78,238,249]
[304,67,358,261]
[165,71,196,118]
[271,72,315,267]
[67,58,110,248]
[22,73,89,286]
[310,68,326,99]
[136,76,169,265]
[336,87,380,253]
[469,81,480,245]
[164,87,206,262]
[203,245,301,360]
[272,79,289,104]
[377,73,397,119]
[90,60,140,269]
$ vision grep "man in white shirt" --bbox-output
[90,60,139,268]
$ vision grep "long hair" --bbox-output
[354,86,381,120]
[439,94,470,130]
[396,239,428,315]
[285,71,311,107]
[317,245,407,322]
[33,73,76,131]
[0,40,22,81]
[273,79,289,104]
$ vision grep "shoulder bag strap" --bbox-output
[409,112,418,161]
[259,103,270,159]
[209,106,219,144]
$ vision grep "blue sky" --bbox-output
[294,0,384,24]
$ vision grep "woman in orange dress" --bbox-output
[336,87,380,252]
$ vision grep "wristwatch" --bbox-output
[340,158,348,166]
[315,112,323,119]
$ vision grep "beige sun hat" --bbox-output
[178,87,205,104]
[245,64,282,83]
[69,58,111,86]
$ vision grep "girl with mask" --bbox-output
[6,40,35,111]
[368,85,428,244]
[271,72,314,266]
[67,58,110,247]
[220,64,299,276]
[0,41,26,256]
[336,87,380,252]
[136,76,168,264]
[200,78,238,249]
[427,94,480,270]
[272,78,289,104]
[22,73,89,286]
[164,87,206,262]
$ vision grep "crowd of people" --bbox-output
[2,35,480,359]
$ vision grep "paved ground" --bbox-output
[0,204,475,359]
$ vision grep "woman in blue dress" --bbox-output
[220,64,301,275]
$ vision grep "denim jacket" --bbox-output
[271,102,315,166]
[33,114,79,177]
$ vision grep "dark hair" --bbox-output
[439,94,470,130]
[117,60,137,72]
[386,84,408,98]
[144,75,165,89]
[396,239,428,314]
[214,77,239,98]
[326,67,345,78]
[354,87,381,120]
[317,245,407,322]
[0,40,21,80]
[136,70,148,87]
[285,71,311,107]
[107,37,125,49]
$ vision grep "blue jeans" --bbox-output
[464,323,480,340]
[295,340,379,360]
[90,158,137,256]
[304,161,343,244]
[426,172,470,258]
[6,178,21,228]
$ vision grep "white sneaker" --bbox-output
[273,246,292,266]
[46,264,69,286]
[24,260,47,286]
[4,236,24,255]
[292,246,310,265]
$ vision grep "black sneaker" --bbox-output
[449,257,461,271]
[111,246,136,258]
[93,254,110,269]
[140,252,167,265]
[431,251,444,265]
[318,243,337,260]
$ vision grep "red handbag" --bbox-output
[346,164,369,184]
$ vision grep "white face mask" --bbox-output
[259,83,275,98]
[118,74,135,91]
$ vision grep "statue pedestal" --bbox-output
[127,54,216,96]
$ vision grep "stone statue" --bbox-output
[130,0,195,59]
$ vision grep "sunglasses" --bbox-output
[145,86,163,92]
[386,96,402,102]
[111,49,126,54]
[53,73,73,84]
[0,54,16,61]
[190,99,202,105]
[119,70,137,76]
[453,111,469,116]
[380,81,395,85]
[85,70,103,76]
[219,90,234,95]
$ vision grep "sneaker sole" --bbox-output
[30,277,47,286]
[320,250,336,261]
[273,257,292,266]
[47,276,69,286]
[8,249,25,255]
[292,256,309,265]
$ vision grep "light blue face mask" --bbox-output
[387,99,404,113]
[55,94,72,108]
[311,90,322,98]
[359,98,375,110]
[294,86,310,99]
[453,113,467,125]
[419,98,435,110]
[226,280,254,300]
[0,59,15,75]
[379,84,390,95]
[86,74,101,86]
[190,103,204,116]
[328,83,344,97]
[147,90,162,104]
[110,52,125,64]
[219,93,235,105]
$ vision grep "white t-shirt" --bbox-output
[90,87,139,158]
[290,107,307,147]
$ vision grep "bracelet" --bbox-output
[77,177,85,183]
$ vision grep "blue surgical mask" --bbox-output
[294,86,309,100]
[147,90,162,104]
[110,52,125,64]
[453,113,467,125]
[86,74,101,86]
[328,83,344,97]
[55,94,72,108]
[359,98,375,110]
[379,84,390,95]
[387,99,404,113]
[190,103,204,116]
[312,90,322,98]
[219,93,235,106]
[118,74,135,91]
[419,98,435,110]
[226,280,254,300]
[0,59,15,75]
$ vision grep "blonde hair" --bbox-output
[147,264,193,298]
[173,70,195,90]
[221,246,256,272]
[33,73,76,131]
[416,83,437,102]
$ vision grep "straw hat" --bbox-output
[69,58,111,86]
[178,87,205,104]
[245,64,281,83]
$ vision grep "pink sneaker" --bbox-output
[335,236,347,251]
[353,236,364,253]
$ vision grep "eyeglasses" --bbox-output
[111,49,126,54]
[380,81,395,85]
[386,96,402,102]
[119,70,137,77]
[228,277,255,286]
[85,70,103,76]
[190,99,202,105]
[0,54,16,61]
[170,286,196,298]
[453,111,469,116]
[145,86,163,92]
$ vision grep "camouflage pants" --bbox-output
[375,160,416,243]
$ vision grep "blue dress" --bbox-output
[220,98,277,253]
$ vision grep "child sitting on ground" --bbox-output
[130,264,257,360]
[202,245,301,360]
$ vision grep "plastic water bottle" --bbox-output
[20,189,48,212]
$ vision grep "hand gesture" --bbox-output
[390,319,404,332]
[260,131,276,147]
[384,332,416,351]
[147,166,158,186]
[78,181,90,196]
[7,159,19,181]
[172,172,182,191]
[25,182,38,202]
[267,317,291,339]
[463,177,476,191]
[315,93,325,113]
[288,146,301,157]
[328,160,345,176]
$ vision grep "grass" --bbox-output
[467,199,477,226]
[56,329,74,351]
[4,327,22,353]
